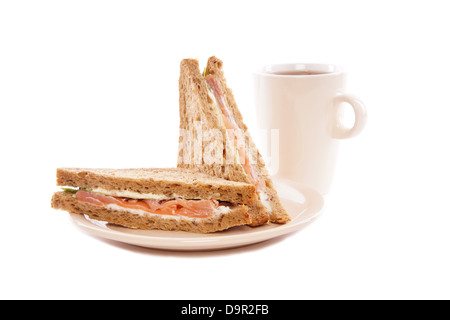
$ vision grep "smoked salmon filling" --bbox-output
[73,190,221,219]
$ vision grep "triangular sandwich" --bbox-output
[177,57,290,226]
[51,167,256,233]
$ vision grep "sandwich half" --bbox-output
[51,168,256,233]
[178,57,290,226]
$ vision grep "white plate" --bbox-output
[69,178,325,251]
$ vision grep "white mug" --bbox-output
[254,63,367,195]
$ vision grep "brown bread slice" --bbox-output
[177,59,251,184]
[205,56,290,224]
[56,167,255,205]
[52,192,251,233]
[177,58,269,226]
[177,58,290,225]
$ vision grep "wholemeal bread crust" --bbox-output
[205,56,290,224]
[177,59,270,226]
[51,191,251,233]
[56,167,255,205]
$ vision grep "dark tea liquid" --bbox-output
[271,70,329,75]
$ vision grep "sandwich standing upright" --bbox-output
[178,56,290,226]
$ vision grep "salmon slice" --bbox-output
[76,190,219,218]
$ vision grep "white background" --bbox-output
[1,0,449,300]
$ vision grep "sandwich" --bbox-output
[177,56,291,226]
[51,167,256,233]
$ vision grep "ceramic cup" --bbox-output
[254,63,367,195]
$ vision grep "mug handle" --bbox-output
[332,93,367,139]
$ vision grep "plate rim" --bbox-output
[68,181,325,251]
